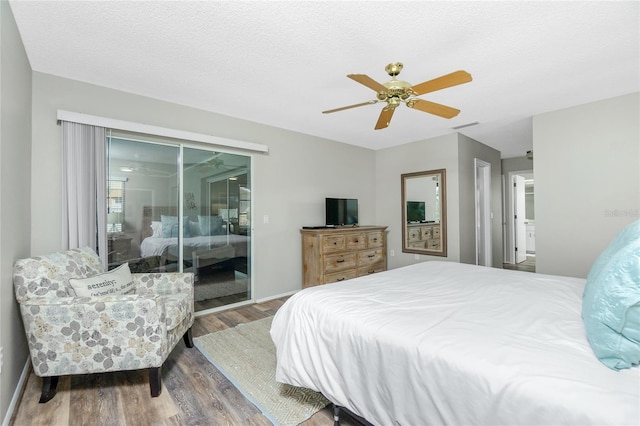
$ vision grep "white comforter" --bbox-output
[140,234,249,259]
[271,261,640,425]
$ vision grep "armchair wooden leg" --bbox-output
[149,368,161,397]
[39,376,59,403]
[183,327,194,348]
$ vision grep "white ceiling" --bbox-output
[9,1,639,158]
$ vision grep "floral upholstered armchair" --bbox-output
[13,246,194,403]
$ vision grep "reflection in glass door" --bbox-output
[106,134,252,312]
[107,137,179,271]
[183,148,251,310]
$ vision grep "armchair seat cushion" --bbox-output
[160,292,193,331]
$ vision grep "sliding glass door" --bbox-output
[106,134,252,312]
[183,147,251,310]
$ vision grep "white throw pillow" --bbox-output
[69,263,134,297]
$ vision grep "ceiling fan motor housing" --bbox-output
[381,79,413,102]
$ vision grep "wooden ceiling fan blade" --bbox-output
[407,99,460,119]
[375,107,395,130]
[411,70,472,96]
[348,74,388,93]
[322,100,378,114]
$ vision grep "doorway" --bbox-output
[504,170,535,271]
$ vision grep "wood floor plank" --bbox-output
[10,297,340,426]
[69,373,127,426]
[12,373,71,426]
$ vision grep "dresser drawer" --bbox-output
[323,235,346,253]
[420,226,433,239]
[432,226,441,239]
[366,231,384,248]
[357,262,385,277]
[346,233,366,251]
[324,253,357,273]
[325,269,357,284]
[357,248,383,266]
[427,239,441,250]
[407,228,421,242]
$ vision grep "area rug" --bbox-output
[193,317,330,426]
[194,272,248,301]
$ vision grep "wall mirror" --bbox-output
[401,169,447,256]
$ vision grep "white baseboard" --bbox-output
[255,290,297,304]
[2,357,30,426]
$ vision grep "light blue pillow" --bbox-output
[160,215,191,238]
[198,215,224,236]
[582,220,640,370]
[586,219,640,283]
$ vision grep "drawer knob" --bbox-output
[368,254,375,258]
[337,277,345,281]
[336,259,345,263]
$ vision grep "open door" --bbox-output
[513,175,527,263]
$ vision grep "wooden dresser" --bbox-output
[301,226,387,288]
[406,223,441,250]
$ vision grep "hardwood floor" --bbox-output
[10,297,357,426]
[503,254,536,273]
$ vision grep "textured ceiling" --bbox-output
[9,1,640,158]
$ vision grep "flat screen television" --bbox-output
[406,201,426,222]
[325,198,358,226]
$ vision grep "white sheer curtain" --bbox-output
[61,121,107,266]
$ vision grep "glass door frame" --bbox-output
[106,131,255,315]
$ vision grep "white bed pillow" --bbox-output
[150,221,162,238]
[69,263,134,297]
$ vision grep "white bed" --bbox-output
[271,261,640,425]
[138,205,249,265]
[140,234,249,259]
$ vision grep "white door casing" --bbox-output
[513,174,527,263]
[475,159,492,266]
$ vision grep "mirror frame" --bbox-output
[401,168,447,257]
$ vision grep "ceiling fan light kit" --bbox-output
[323,62,472,130]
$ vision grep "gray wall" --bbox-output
[375,133,461,268]
[457,134,503,267]
[0,1,32,421]
[374,132,502,269]
[30,72,377,300]
[534,92,639,277]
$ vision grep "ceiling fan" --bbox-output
[119,162,173,177]
[322,62,472,130]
